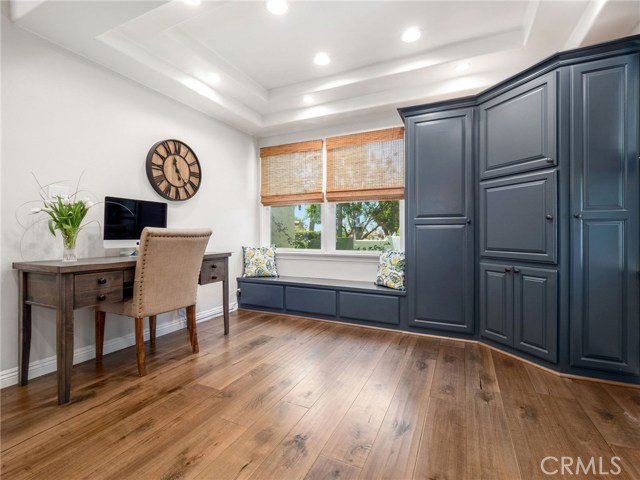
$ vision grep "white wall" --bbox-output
[0,6,260,386]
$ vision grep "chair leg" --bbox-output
[149,315,156,350]
[187,305,199,354]
[95,311,105,363]
[135,317,146,376]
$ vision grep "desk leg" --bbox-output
[18,272,31,386]
[223,275,229,335]
[56,274,74,405]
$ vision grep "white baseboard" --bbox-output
[0,303,237,389]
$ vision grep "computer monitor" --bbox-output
[103,196,167,250]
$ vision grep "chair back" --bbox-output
[132,227,212,318]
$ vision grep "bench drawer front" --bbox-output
[241,282,284,309]
[339,292,400,325]
[285,287,336,316]
[74,271,123,309]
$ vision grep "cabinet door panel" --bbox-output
[411,111,472,220]
[570,54,639,375]
[412,225,474,333]
[480,73,557,179]
[480,170,557,263]
[480,263,513,346]
[513,266,558,362]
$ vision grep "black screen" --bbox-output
[103,196,167,240]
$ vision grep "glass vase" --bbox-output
[61,230,79,262]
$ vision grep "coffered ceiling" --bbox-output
[10,0,640,138]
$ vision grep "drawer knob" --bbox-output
[211,275,218,280]
[97,294,107,301]
[504,267,513,273]
[514,268,521,274]
[574,213,582,219]
[545,157,554,164]
[211,264,217,269]
[546,214,553,221]
[97,277,107,285]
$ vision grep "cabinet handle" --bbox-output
[545,157,554,164]
[574,213,582,219]
[504,267,513,273]
[546,214,553,221]
[97,294,107,301]
[97,277,107,284]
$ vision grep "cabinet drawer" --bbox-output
[285,287,336,316]
[74,271,123,309]
[200,260,226,285]
[240,282,283,309]
[339,292,399,325]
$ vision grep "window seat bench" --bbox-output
[236,276,407,327]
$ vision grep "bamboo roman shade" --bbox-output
[260,140,324,206]
[326,127,405,202]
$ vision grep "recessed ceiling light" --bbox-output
[266,0,288,15]
[314,52,330,66]
[205,72,221,83]
[183,0,201,6]
[401,27,421,43]
[455,62,470,72]
[303,95,314,104]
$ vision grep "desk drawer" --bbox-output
[74,271,123,309]
[200,260,226,285]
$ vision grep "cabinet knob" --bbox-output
[514,268,521,274]
[466,219,471,224]
[97,294,107,301]
[97,277,107,285]
[574,213,582,219]
[546,214,553,221]
[211,275,218,280]
[545,157,554,164]
[504,267,513,273]
[211,264,217,269]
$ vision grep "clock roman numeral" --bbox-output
[190,170,200,179]
[183,186,193,198]
[153,173,164,184]
[161,141,173,156]
[151,163,163,171]
[163,183,172,197]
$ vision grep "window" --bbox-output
[336,201,400,251]
[270,204,322,249]
[262,128,404,253]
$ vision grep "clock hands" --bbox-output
[172,158,189,185]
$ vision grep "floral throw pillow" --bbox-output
[375,251,405,290]
[242,246,278,277]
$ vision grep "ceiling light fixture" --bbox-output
[266,0,288,15]
[455,62,470,72]
[401,27,421,43]
[183,0,201,6]
[303,95,314,104]
[314,52,330,66]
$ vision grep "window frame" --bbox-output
[260,127,405,257]
[262,200,405,256]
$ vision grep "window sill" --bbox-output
[276,250,383,263]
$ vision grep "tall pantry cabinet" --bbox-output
[400,35,640,384]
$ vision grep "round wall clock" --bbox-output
[146,139,202,201]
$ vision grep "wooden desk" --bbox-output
[13,252,231,405]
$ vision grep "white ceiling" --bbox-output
[10,0,640,139]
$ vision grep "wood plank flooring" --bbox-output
[2,310,639,479]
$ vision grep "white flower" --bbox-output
[83,198,94,208]
[29,207,41,214]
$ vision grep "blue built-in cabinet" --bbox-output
[239,36,639,385]
[399,35,639,384]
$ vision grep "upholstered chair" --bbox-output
[94,227,212,376]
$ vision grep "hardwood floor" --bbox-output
[2,310,639,479]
